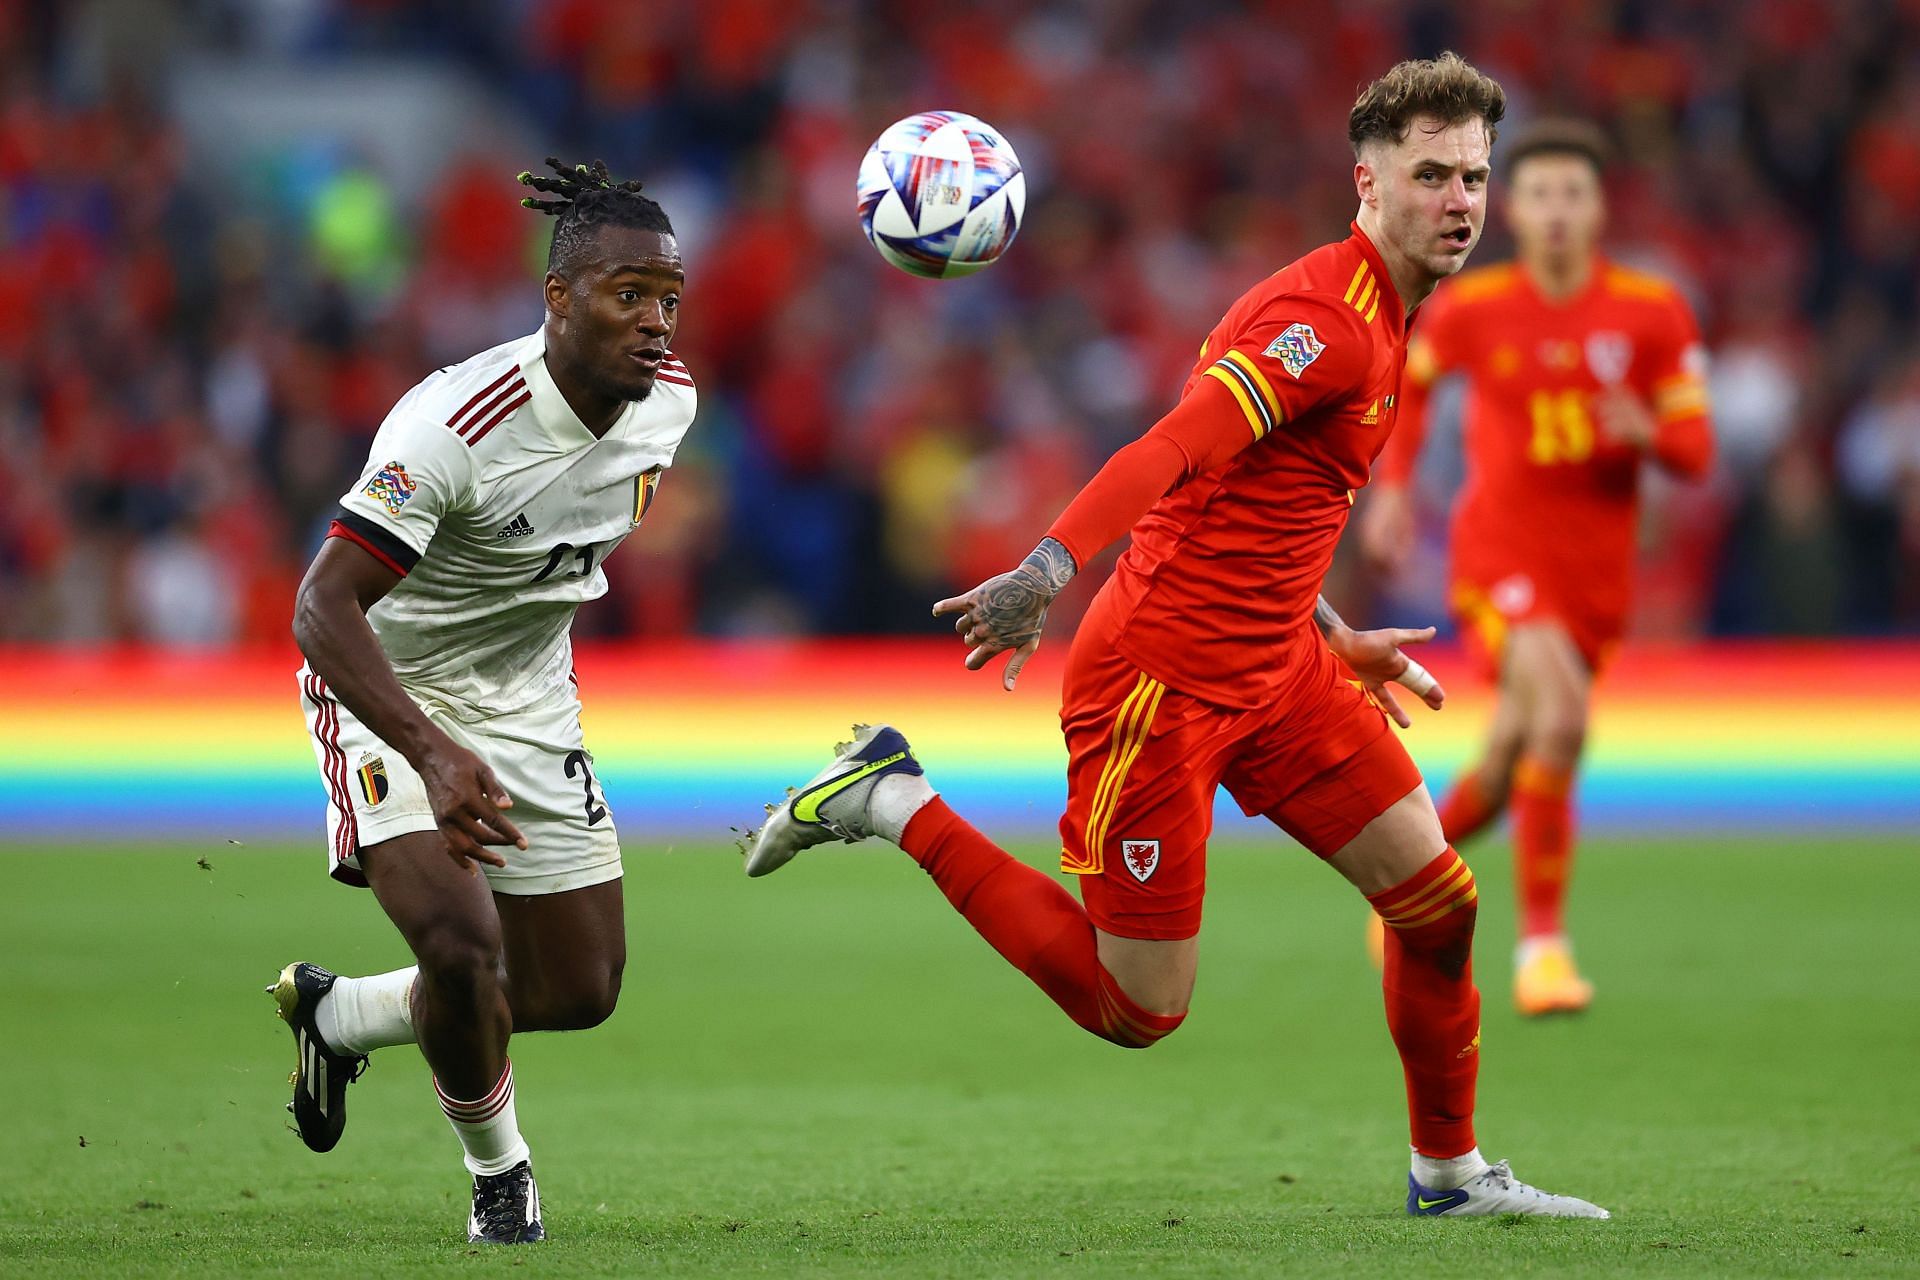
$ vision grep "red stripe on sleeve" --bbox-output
[327,519,408,577]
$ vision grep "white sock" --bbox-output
[1515,935,1571,967]
[870,773,937,844]
[436,1060,531,1177]
[1413,1145,1490,1190]
[315,967,419,1055]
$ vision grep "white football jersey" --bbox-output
[332,330,696,717]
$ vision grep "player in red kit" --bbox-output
[1361,121,1714,1015]
[747,56,1608,1217]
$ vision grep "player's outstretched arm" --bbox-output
[293,538,527,869]
[932,537,1076,691]
[1312,595,1446,728]
[931,375,1271,690]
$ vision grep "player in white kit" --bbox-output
[269,159,694,1244]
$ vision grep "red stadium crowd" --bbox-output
[0,0,1915,646]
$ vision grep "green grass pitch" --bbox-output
[3,835,1917,1277]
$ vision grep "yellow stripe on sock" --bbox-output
[1374,853,1465,916]
[1099,979,1171,1047]
[1381,860,1472,924]
[1397,883,1479,930]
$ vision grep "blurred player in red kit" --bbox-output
[1361,120,1714,1015]
[749,57,1610,1217]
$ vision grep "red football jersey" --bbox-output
[1088,224,1409,710]
[1378,258,1713,637]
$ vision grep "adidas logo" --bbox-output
[495,514,535,539]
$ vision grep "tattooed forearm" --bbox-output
[971,538,1080,650]
[1023,537,1078,594]
[1313,594,1348,638]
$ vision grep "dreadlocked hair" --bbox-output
[517,157,674,274]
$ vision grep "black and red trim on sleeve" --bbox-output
[328,512,421,576]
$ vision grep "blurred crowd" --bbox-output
[1,0,1917,648]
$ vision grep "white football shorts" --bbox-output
[297,668,620,895]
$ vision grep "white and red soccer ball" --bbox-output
[857,110,1026,279]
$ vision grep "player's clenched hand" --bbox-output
[1327,624,1446,729]
[414,740,527,873]
[1592,384,1656,449]
[932,537,1078,691]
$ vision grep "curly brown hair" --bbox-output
[1348,53,1507,156]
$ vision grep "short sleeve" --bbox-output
[333,413,476,575]
[1197,296,1375,442]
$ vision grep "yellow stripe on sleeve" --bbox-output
[1202,365,1267,443]
[1655,377,1710,421]
[1220,349,1282,429]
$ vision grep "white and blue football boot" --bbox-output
[744,724,934,877]
[1407,1159,1611,1218]
[469,1160,545,1244]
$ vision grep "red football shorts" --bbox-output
[1057,635,1425,941]
[1451,537,1620,679]
[1449,558,1620,679]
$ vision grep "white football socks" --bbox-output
[1515,934,1571,968]
[871,773,937,844]
[436,1060,531,1176]
[1413,1146,1491,1190]
[315,967,419,1055]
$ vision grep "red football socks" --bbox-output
[1511,757,1577,939]
[1436,765,1503,846]
[1367,847,1481,1158]
[899,798,1184,1048]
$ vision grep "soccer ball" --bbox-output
[857,110,1026,279]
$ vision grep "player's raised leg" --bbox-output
[746,724,1191,1046]
[362,832,544,1244]
[1437,675,1527,845]
[1326,786,1607,1217]
[1504,622,1596,1016]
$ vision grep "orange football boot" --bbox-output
[1513,939,1594,1016]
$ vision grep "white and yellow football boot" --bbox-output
[743,724,934,877]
